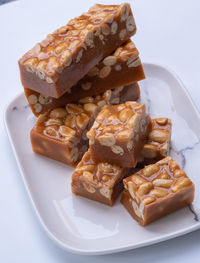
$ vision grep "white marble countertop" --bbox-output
[1,0,200,262]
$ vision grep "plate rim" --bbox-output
[3,62,200,255]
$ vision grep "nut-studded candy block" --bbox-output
[138,118,172,166]
[72,149,130,206]
[87,101,151,167]
[19,3,136,98]
[30,84,139,167]
[24,38,143,115]
[121,157,195,226]
[24,40,144,116]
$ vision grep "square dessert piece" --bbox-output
[121,157,195,226]
[138,118,172,166]
[19,3,136,98]
[87,101,150,167]
[72,149,130,206]
[30,85,139,167]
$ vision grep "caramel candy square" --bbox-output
[30,85,139,167]
[138,118,172,166]
[72,149,130,206]
[87,101,150,167]
[121,157,194,226]
[19,3,136,98]
[24,40,144,116]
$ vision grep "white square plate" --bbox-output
[4,63,200,255]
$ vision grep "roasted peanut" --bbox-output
[119,29,127,40]
[45,118,63,126]
[87,66,99,77]
[150,188,168,198]
[59,126,76,139]
[160,143,169,157]
[38,94,51,105]
[100,175,109,183]
[81,82,92,91]
[100,188,112,199]
[66,104,83,114]
[82,171,94,181]
[36,61,46,79]
[155,118,168,126]
[131,175,147,186]
[103,56,116,66]
[126,16,135,31]
[111,21,118,34]
[128,58,141,67]
[149,129,169,143]
[98,133,116,146]
[70,147,79,162]
[173,169,186,178]
[37,113,47,125]
[172,178,192,192]
[143,164,160,177]
[28,94,38,104]
[99,66,111,78]
[157,156,171,165]
[169,160,180,172]
[33,103,43,113]
[50,108,67,118]
[127,54,138,66]
[111,145,124,155]
[76,113,89,129]
[140,119,147,133]
[132,200,142,218]
[59,50,72,67]
[141,196,155,205]
[116,130,132,141]
[45,126,57,137]
[83,182,96,193]
[121,4,129,21]
[137,182,153,196]
[78,96,94,104]
[153,179,173,188]
[83,103,98,114]
[126,182,136,200]
[24,58,38,73]
[127,114,137,128]
[156,172,170,179]
[141,144,158,158]
[98,163,116,174]
[64,114,76,129]
[102,24,110,35]
[77,164,95,173]
[119,108,133,122]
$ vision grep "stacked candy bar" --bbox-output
[19,3,145,164]
[18,2,195,226]
[72,103,194,224]
[31,85,140,167]
[72,101,151,205]
[19,3,138,98]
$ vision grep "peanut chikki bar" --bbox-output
[87,102,151,167]
[30,84,139,167]
[121,157,194,226]
[24,40,144,116]
[71,149,130,206]
[19,3,136,98]
[138,118,172,166]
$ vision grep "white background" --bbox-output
[1,0,200,262]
